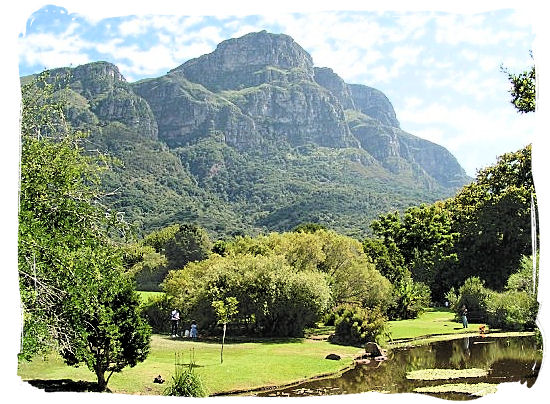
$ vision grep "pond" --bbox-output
[256,335,541,400]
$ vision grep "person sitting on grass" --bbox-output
[190,320,198,339]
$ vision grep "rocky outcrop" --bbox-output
[364,342,386,357]
[170,31,314,91]
[137,31,360,150]
[132,75,259,149]
[349,84,400,128]
[49,61,158,139]
[347,110,469,188]
[220,81,358,148]
[314,67,355,110]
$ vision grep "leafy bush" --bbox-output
[164,254,331,337]
[330,305,387,346]
[506,255,538,294]
[452,277,493,323]
[387,276,431,320]
[486,290,538,331]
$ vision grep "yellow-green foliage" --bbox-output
[406,368,488,380]
[163,230,393,337]
[413,383,498,397]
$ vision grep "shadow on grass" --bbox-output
[26,379,107,393]
[158,334,305,345]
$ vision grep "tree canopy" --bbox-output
[18,72,150,390]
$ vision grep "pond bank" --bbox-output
[252,332,542,398]
[216,330,535,396]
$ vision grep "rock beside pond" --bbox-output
[364,342,386,357]
[325,353,341,360]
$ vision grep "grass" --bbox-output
[18,335,361,395]
[18,308,521,396]
[136,290,165,302]
[386,308,484,341]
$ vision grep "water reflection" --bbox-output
[256,336,541,399]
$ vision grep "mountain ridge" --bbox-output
[24,31,471,238]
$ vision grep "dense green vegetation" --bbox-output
[367,144,536,304]
[22,53,469,240]
[446,255,538,332]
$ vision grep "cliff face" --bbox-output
[31,31,471,237]
[49,61,158,140]
[136,31,359,150]
[170,31,315,91]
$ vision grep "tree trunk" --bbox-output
[220,323,226,364]
[96,367,107,391]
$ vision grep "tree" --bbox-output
[163,253,331,337]
[163,224,213,269]
[370,203,457,302]
[448,145,535,290]
[19,72,109,357]
[59,247,151,391]
[212,297,239,364]
[292,222,327,233]
[502,60,535,113]
[18,72,151,389]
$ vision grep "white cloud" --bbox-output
[398,101,535,175]
[423,69,504,102]
[118,17,150,36]
[18,31,91,69]
[434,13,529,46]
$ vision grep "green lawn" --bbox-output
[17,308,489,396]
[386,308,484,341]
[136,290,165,302]
[18,335,362,395]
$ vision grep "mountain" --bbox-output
[29,31,470,238]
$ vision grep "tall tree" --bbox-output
[162,224,213,270]
[18,73,151,390]
[370,203,458,302]
[448,145,535,290]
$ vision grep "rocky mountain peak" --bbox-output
[169,31,314,91]
[72,61,126,83]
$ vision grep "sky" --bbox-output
[3,1,550,403]
[15,2,538,177]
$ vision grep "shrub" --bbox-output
[486,290,538,331]
[164,352,207,397]
[452,277,492,323]
[167,254,332,337]
[387,276,431,320]
[331,305,387,346]
[506,255,538,294]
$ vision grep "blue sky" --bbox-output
[15,3,537,176]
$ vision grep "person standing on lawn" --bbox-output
[170,308,180,337]
[461,305,468,329]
